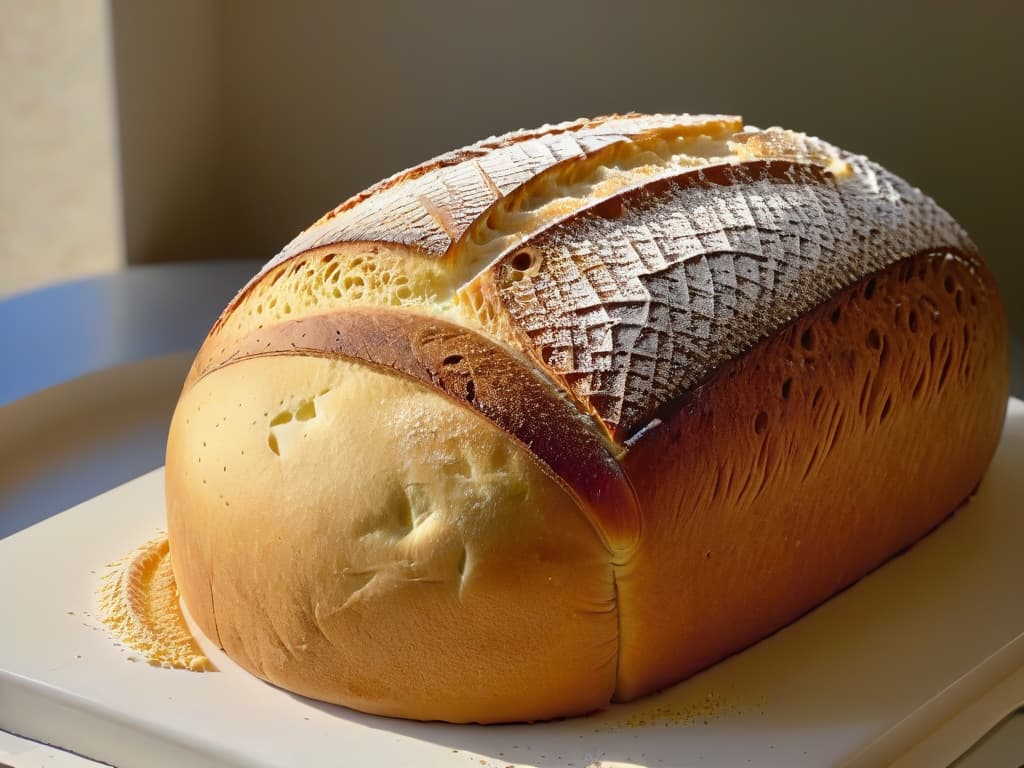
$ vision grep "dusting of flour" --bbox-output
[98,534,213,671]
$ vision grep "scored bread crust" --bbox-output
[189,307,640,552]
[615,249,1008,699]
[166,113,1009,722]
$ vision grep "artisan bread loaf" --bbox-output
[166,113,1009,722]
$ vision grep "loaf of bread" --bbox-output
[165,113,1009,723]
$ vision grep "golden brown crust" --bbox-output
[321,114,661,221]
[207,114,742,344]
[614,250,1008,699]
[466,157,974,442]
[168,356,618,722]
[189,307,640,554]
[156,113,1011,724]
[274,113,740,263]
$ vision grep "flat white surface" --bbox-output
[0,729,108,768]
[1,402,1022,768]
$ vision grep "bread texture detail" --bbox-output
[165,113,1009,722]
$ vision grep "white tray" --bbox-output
[2,401,1022,768]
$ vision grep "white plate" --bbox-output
[2,401,1023,768]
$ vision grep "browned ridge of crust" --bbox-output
[207,113,743,337]
[464,155,974,442]
[205,119,973,458]
[190,307,641,556]
[189,111,981,573]
[321,113,658,220]
[462,159,837,439]
[274,113,741,262]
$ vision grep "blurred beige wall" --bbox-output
[0,0,122,299]
[110,0,225,265]
[213,0,1024,334]
[2,1,1022,336]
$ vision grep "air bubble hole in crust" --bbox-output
[754,411,768,434]
[938,351,953,391]
[510,250,535,271]
[880,395,892,423]
[859,373,873,414]
[295,400,317,421]
[757,253,992,444]
[263,392,330,457]
[811,386,824,409]
[878,335,890,367]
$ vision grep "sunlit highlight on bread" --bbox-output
[100,112,1007,724]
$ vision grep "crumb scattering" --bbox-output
[98,534,214,671]
[602,691,739,730]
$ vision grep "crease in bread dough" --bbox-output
[99,534,213,671]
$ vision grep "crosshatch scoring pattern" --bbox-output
[201,116,976,450]
[478,156,974,439]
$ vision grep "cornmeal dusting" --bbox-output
[603,691,740,730]
[99,534,213,671]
